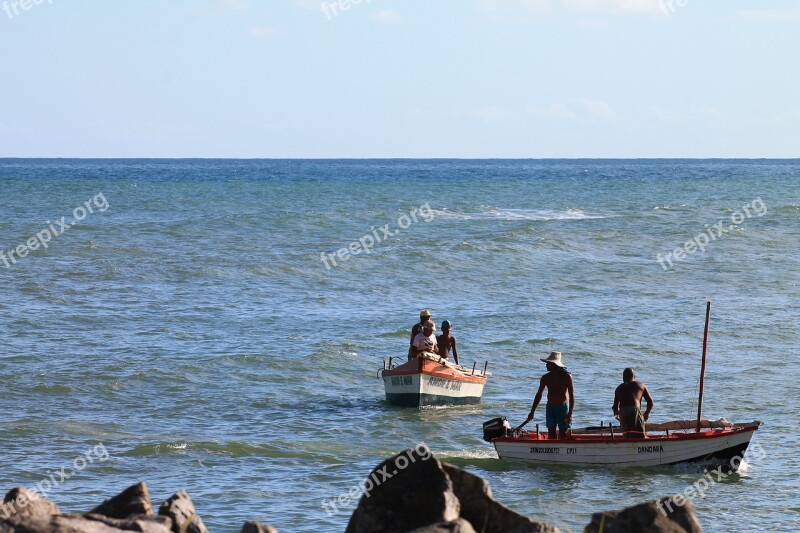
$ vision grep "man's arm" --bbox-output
[451,337,459,365]
[612,386,621,417]
[410,324,420,346]
[642,386,654,421]
[526,377,547,421]
[565,375,574,423]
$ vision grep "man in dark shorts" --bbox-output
[613,367,654,438]
[525,351,574,439]
[436,320,459,365]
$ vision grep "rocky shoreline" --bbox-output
[1,446,702,532]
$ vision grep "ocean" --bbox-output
[0,159,798,532]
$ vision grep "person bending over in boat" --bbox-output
[436,320,459,365]
[408,309,432,359]
[525,351,574,439]
[613,368,654,439]
[411,320,438,359]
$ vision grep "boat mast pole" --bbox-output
[696,301,711,433]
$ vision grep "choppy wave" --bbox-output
[434,208,604,221]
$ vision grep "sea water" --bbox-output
[0,159,798,532]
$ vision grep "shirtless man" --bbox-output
[525,351,574,439]
[613,368,654,438]
[436,320,459,365]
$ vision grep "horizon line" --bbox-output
[1,157,799,161]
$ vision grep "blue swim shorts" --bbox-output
[545,403,571,430]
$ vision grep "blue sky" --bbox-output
[1,0,798,158]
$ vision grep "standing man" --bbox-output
[437,320,459,365]
[412,320,438,357]
[525,351,574,439]
[613,368,654,438]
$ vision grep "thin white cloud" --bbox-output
[291,0,320,12]
[372,10,403,23]
[562,0,661,16]
[468,101,618,123]
[186,0,251,16]
[218,0,251,12]
[527,103,578,120]
[738,6,800,21]
[477,0,662,17]
[247,26,277,38]
[581,99,619,121]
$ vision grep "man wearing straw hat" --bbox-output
[525,351,574,439]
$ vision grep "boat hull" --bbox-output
[493,424,760,470]
[383,354,487,407]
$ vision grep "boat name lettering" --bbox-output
[529,447,560,454]
[427,377,462,391]
[637,445,664,454]
[566,447,577,454]
[390,376,413,386]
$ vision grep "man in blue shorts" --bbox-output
[525,351,575,439]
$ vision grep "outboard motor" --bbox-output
[483,417,512,442]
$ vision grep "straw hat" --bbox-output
[420,309,432,319]
[540,351,566,368]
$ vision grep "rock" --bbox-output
[90,482,154,519]
[241,521,279,533]
[584,497,702,533]
[345,447,461,533]
[157,491,207,533]
[1,487,60,519]
[407,518,477,532]
[442,464,558,533]
[84,513,174,532]
[0,513,172,532]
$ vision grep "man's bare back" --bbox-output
[612,368,654,430]
[614,380,649,409]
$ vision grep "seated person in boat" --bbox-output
[525,351,574,439]
[408,309,432,359]
[411,320,438,359]
[613,368,654,438]
[436,320,459,365]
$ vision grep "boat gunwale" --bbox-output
[383,359,488,384]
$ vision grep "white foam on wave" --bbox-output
[435,447,499,460]
[434,208,604,221]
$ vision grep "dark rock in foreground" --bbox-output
[345,447,461,533]
[442,463,556,533]
[241,521,279,533]
[0,447,704,532]
[345,446,558,533]
[0,513,172,533]
[158,490,208,533]
[2,487,60,519]
[90,482,153,519]
[584,496,702,532]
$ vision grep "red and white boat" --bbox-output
[484,302,762,471]
[381,352,488,407]
[487,419,761,470]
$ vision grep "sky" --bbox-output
[0,0,798,158]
